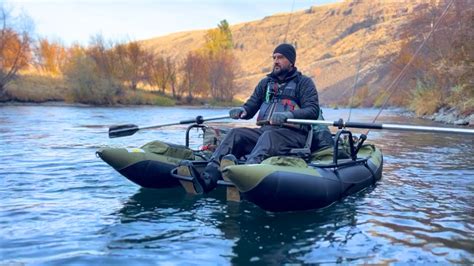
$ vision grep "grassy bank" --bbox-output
[2,73,245,107]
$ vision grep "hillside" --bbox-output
[141,0,434,104]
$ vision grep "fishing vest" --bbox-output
[256,79,301,126]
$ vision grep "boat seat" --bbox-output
[288,127,313,161]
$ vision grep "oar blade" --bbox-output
[108,124,139,138]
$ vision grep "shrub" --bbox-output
[6,74,66,102]
[409,80,443,116]
[64,53,121,105]
[448,84,474,115]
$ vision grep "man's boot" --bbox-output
[220,154,238,182]
[197,162,221,193]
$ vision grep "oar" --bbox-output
[287,118,474,135]
[109,115,230,138]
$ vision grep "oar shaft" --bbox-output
[139,122,181,130]
[287,119,474,135]
[109,115,230,138]
[287,119,334,126]
[201,115,231,122]
[139,115,230,130]
[380,123,474,134]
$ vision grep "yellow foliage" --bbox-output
[7,74,67,102]
[409,82,443,116]
[36,38,67,75]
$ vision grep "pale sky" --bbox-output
[7,0,341,45]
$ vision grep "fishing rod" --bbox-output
[369,0,455,125]
[287,118,474,135]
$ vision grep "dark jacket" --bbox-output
[242,68,319,120]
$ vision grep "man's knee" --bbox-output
[259,129,280,140]
[228,127,249,136]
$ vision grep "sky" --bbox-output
[6,0,341,45]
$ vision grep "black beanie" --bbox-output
[273,43,296,65]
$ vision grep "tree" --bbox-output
[387,0,473,112]
[166,57,177,98]
[204,20,233,55]
[87,36,148,90]
[202,19,238,101]
[146,54,176,95]
[87,34,115,78]
[181,51,207,103]
[207,50,237,101]
[122,42,147,90]
[63,49,120,105]
[0,4,32,98]
[34,38,67,75]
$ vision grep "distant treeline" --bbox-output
[1,3,238,105]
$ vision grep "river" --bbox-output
[1,105,473,264]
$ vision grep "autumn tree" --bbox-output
[202,19,238,101]
[87,36,148,90]
[87,34,115,78]
[181,51,208,103]
[63,46,120,105]
[166,57,178,98]
[0,4,32,98]
[207,50,236,101]
[116,42,148,90]
[204,20,233,53]
[146,54,176,95]
[34,38,67,75]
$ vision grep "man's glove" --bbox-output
[229,107,246,119]
[270,112,294,126]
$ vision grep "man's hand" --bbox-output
[270,112,294,125]
[229,107,246,119]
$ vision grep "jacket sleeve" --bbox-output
[241,78,267,119]
[291,76,320,119]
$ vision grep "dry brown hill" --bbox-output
[142,0,429,105]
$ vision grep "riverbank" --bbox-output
[2,100,472,127]
[399,107,474,127]
[423,108,473,127]
[0,100,238,109]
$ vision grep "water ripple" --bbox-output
[1,106,473,264]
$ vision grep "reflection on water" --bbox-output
[112,188,364,264]
[0,106,473,264]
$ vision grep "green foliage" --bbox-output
[409,80,443,116]
[204,20,233,55]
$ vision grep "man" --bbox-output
[197,43,320,192]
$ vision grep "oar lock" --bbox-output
[336,118,345,129]
[195,116,205,124]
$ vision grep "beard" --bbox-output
[272,64,291,77]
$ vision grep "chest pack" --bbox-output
[256,79,300,126]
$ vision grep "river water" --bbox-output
[1,105,473,265]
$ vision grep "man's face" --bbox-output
[272,53,292,76]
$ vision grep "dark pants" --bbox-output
[209,125,308,165]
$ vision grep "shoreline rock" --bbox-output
[422,107,473,127]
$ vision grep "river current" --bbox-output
[1,105,473,264]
